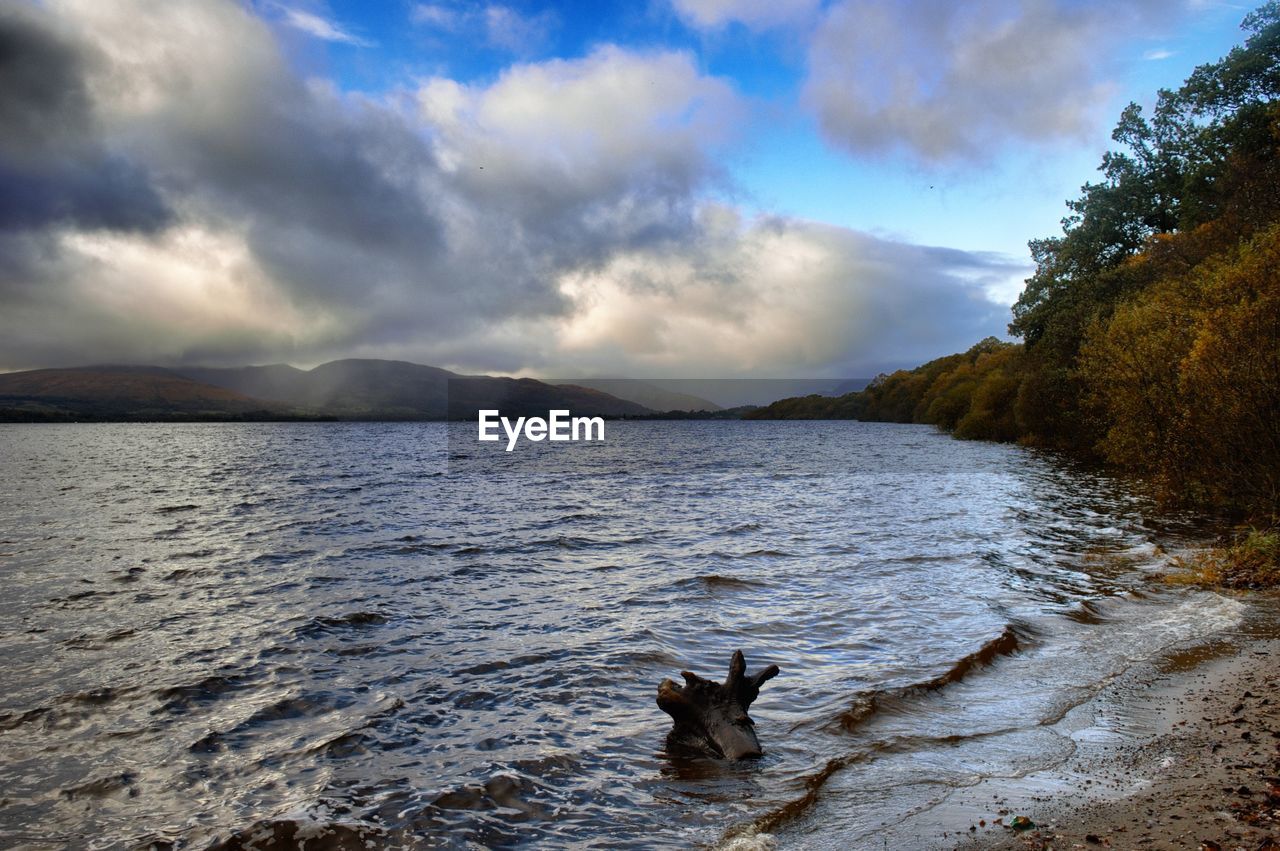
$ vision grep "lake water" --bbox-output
[0,422,1244,849]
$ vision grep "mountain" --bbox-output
[544,379,722,413]
[180,359,651,419]
[445,374,651,419]
[177,363,312,406]
[0,360,653,421]
[0,366,293,421]
[179,360,454,417]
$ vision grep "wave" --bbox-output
[154,674,249,714]
[721,625,1030,840]
[156,504,199,514]
[830,624,1028,734]
[451,649,576,678]
[60,770,137,800]
[292,611,390,639]
[170,547,221,559]
[0,684,140,731]
[452,534,654,556]
[1063,599,1108,624]
[671,574,767,592]
[251,549,318,565]
[430,773,554,818]
[735,591,1247,844]
[383,540,460,555]
[45,588,121,608]
[206,810,386,850]
[695,548,791,560]
[61,628,136,650]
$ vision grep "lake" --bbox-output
[0,421,1242,848]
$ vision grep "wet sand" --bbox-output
[939,595,1280,851]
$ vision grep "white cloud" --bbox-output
[410,3,462,30]
[804,0,1179,164]
[546,208,1016,376]
[671,0,820,31]
[277,6,373,47]
[0,224,342,368]
[484,5,556,53]
[424,207,1018,378]
[1144,47,1174,60]
[409,2,555,54]
[417,46,742,188]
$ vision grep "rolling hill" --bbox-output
[0,360,654,421]
[179,359,651,419]
[0,366,291,421]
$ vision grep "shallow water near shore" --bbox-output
[0,421,1244,848]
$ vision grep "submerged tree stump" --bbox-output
[656,650,779,759]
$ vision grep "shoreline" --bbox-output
[933,592,1280,850]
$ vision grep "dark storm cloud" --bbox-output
[170,89,449,308]
[0,159,169,232]
[0,6,90,154]
[0,0,724,366]
[0,0,458,355]
[0,5,169,233]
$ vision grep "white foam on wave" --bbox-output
[745,588,1250,850]
[1089,591,1247,661]
[716,827,779,850]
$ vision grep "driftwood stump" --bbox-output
[656,650,779,759]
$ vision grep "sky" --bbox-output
[0,0,1256,377]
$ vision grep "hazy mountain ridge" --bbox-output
[544,379,722,413]
[0,366,293,421]
[0,360,654,421]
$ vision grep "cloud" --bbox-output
[804,0,1179,164]
[0,4,170,233]
[0,0,1014,376]
[410,3,555,55]
[410,3,462,30]
[670,0,820,31]
[0,226,334,368]
[376,206,1022,378]
[416,46,741,196]
[483,5,556,53]
[1,0,443,365]
[277,5,373,46]
[542,207,1019,377]
[1144,48,1174,60]
[0,2,741,368]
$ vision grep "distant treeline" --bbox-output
[0,406,336,423]
[752,3,1280,521]
[622,406,760,420]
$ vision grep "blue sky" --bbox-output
[0,0,1261,376]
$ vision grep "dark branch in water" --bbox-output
[657,650,779,759]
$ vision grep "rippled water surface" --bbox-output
[0,422,1240,849]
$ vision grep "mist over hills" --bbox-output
[543,379,722,413]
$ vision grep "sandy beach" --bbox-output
[936,593,1280,851]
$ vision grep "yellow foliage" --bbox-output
[1163,529,1280,588]
[1078,222,1280,515]
[1176,225,1280,512]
